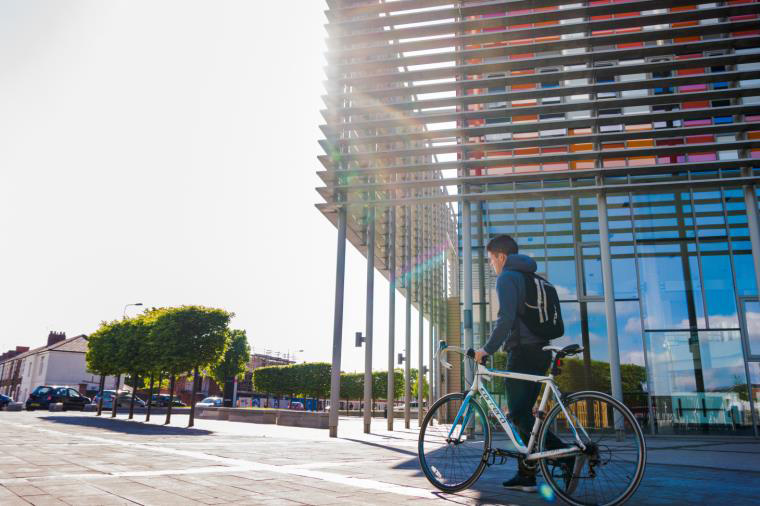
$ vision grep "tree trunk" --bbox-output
[157,372,163,396]
[164,374,176,425]
[96,375,105,416]
[128,371,138,420]
[188,365,199,427]
[145,373,154,422]
[110,374,121,418]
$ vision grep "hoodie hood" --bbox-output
[504,253,537,273]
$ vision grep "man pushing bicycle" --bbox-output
[473,234,573,492]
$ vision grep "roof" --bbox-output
[0,335,88,365]
[49,336,88,353]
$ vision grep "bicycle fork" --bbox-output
[447,392,475,442]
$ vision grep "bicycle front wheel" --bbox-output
[538,391,646,506]
[418,392,491,492]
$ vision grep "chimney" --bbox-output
[47,331,66,347]
[15,346,29,353]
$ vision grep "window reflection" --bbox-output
[638,242,706,329]
[743,301,760,357]
[748,362,760,430]
[582,248,603,296]
[701,251,738,329]
[645,330,752,434]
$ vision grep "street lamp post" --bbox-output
[123,303,143,319]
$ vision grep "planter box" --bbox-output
[196,407,327,428]
[84,404,98,412]
[6,402,23,411]
[227,409,277,424]
[276,410,329,429]
[196,406,229,421]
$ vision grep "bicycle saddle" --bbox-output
[542,343,583,357]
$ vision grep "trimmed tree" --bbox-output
[372,370,404,412]
[150,305,232,426]
[411,369,429,401]
[86,320,121,416]
[339,373,363,414]
[209,329,251,407]
[116,316,152,420]
[299,363,331,411]
[253,365,295,406]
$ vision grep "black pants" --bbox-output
[505,344,566,476]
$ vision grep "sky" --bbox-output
[0,0,429,373]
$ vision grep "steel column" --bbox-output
[597,193,625,412]
[417,202,425,426]
[404,206,412,429]
[363,205,375,434]
[328,206,347,438]
[387,206,396,431]
[428,201,435,409]
[462,199,474,387]
[477,200,487,349]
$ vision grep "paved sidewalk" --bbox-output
[0,411,758,505]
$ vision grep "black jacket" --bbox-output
[483,254,549,354]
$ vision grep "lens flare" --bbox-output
[539,483,555,502]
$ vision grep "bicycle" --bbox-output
[418,341,647,506]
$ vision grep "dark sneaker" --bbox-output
[502,473,537,493]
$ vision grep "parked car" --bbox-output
[196,396,222,407]
[150,394,187,407]
[290,401,304,410]
[118,393,146,408]
[0,394,12,410]
[92,390,145,409]
[26,386,90,411]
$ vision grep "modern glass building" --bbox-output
[319,0,760,437]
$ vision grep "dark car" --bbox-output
[0,394,12,410]
[150,394,186,407]
[26,386,91,411]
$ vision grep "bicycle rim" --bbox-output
[538,391,646,506]
[418,392,491,492]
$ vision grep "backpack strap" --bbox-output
[504,269,527,316]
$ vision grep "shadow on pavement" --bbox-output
[39,416,213,436]
[342,438,418,457]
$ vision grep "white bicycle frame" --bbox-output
[438,344,588,461]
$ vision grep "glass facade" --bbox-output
[465,187,759,435]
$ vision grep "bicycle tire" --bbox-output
[538,391,646,506]
[418,392,491,493]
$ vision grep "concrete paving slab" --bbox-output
[1,411,758,505]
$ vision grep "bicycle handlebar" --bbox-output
[436,341,487,369]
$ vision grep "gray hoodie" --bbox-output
[482,253,548,354]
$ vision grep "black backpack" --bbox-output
[516,272,564,339]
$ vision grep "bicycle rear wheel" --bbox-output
[418,392,491,492]
[538,391,646,506]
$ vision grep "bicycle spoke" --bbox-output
[418,393,490,492]
[538,392,646,506]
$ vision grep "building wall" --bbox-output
[320,0,760,436]
[13,351,117,403]
[46,351,102,392]
[17,353,48,403]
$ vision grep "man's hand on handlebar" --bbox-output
[474,348,489,365]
